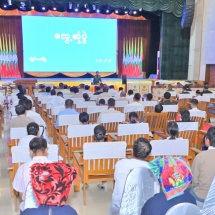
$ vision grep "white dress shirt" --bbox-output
[127,101,143,106]
[12,156,51,211]
[26,110,46,127]
[111,159,156,211]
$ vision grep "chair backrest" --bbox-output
[76,101,96,113]
[141,101,158,107]
[71,98,84,104]
[177,122,198,148]
[118,123,150,149]
[144,112,168,133]
[201,176,215,214]
[178,94,193,99]
[124,105,144,113]
[162,105,178,121]
[165,203,200,215]
[51,106,65,116]
[87,106,108,122]
[115,101,129,112]
[119,167,160,215]
[189,110,205,130]
[90,95,98,101]
[11,145,60,163]
[150,139,189,157]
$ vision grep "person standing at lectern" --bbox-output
[93,71,102,85]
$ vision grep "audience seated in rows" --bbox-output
[55,99,78,127]
[48,90,65,107]
[97,98,121,123]
[141,156,196,215]
[20,87,33,104]
[99,98,106,106]
[190,127,215,202]
[195,90,202,99]
[180,109,192,122]
[114,87,123,99]
[128,93,142,106]
[109,138,158,215]
[72,87,82,98]
[10,105,34,129]
[189,99,200,113]
[160,92,177,105]
[13,137,52,212]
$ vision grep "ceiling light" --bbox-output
[53,7,56,10]
[106,9,109,13]
[86,8,90,12]
[115,10,118,14]
[42,6,45,10]
[75,8,78,12]
[31,6,34,9]
[133,11,137,14]
[96,9,100,13]
[124,10,128,14]
[3,4,7,8]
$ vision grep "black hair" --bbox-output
[103,87,108,92]
[46,86,51,93]
[167,121,179,139]
[73,87,79,94]
[79,112,89,124]
[196,90,201,95]
[206,127,215,147]
[29,137,47,154]
[129,112,138,123]
[65,99,74,108]
[23,99,32,110]
[83,93,90,101]
[109,85,114,89]
[21,87,27,95]
[15,104,26,115]
[191,99,198,106]
[119,87,123,91]
[181,109,190,122]
[70,87,75,93]
[27,122,39,136]
[99,99,105,105]
[134,93,141,101]
[96,86,100,91]
[85,85,90,90]
[204,84,209,90]
[17,93,24,100]
[133,138,152,160]
[57,91,63,97]
[146,93,153,101]
[128,90,133,96]
[155,104,163,113]
[164,92,171,99]
[94,125,106,141]
[50,89,56,95]
[108,98,115,107]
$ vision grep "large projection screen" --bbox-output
[22,16,117,73]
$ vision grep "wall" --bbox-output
[188,0,215,81]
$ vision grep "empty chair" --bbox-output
[87,106,108,122]
[162,105,178,121]
[76,101,96,113]
[115,100,128,112]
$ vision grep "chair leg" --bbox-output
[84,183,87,205]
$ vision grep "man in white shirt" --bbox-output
[128,93,143,106]
[13,137,51,212]
[117,91,128,102]
[114,87,124,100]
[24,99,46,128]
[97,98,121,123]
[21,87,34,104]
[108,85,117,96]
[109,138,158,215]
[82,85,92,95]
[189,98,206,119]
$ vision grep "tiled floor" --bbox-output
[0,111,112,215]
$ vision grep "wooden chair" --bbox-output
[141,101,158,113]
[55,114,80,145]
[109,123,150,152]
[115,100,128,113]
[73,141,126,204]
[87,106,108,123]
[189,110,206,130]
[148,139,189,162]
[100,113,125,133]
[162,105,178,121]
[60,124,98,163]
[124,105,144,121]
[178,94,192,111]
[144,112,168,134]
[76,101,96,113]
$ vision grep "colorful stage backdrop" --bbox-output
[0,15,154,78]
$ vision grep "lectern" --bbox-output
[13,79,37,96]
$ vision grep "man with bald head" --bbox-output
[117,91,128,102]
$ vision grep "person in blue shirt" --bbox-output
[55,99,78,127]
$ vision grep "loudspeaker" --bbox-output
[122,75,127,84]
[181,0,195,28]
